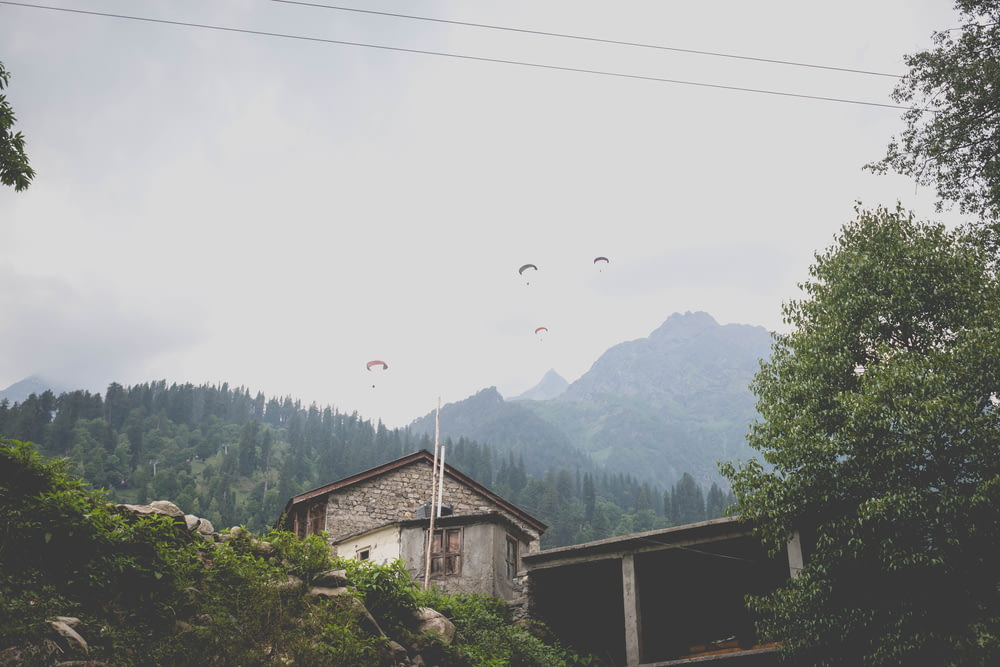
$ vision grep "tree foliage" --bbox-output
[868,1,1000,217]
[0,380,731,549]
[0,60,34,192]
[721,205,1000,664]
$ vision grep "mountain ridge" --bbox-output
[409,311,773,488]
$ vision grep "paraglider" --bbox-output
[366,360,388,387]
[593,256,609,271]
[518,263,538,285]
[534,326,548,341]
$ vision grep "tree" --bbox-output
[868,1,1000,218]
[671,473,705,525]
[0,61,34,191]
[721,205,1000,664]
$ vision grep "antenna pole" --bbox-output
[423,396,442,589]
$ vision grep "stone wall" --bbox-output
[323,459,539,545]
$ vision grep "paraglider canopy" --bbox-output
[367,360,388,387]
[518,263,538,275]
[534,326,548,334]
[593,256,609,265]
[518,263,538,285]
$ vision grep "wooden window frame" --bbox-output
[505,535,519,579]
[430,527,463,577]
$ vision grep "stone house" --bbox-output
[278,450,546,601]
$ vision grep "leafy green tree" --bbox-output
[868,1,1000,217]
[721,205,1000,664]
[0,61,34,191]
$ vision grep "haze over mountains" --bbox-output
[1,311,774,490]
[409,311,774,488]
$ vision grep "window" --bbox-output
[505,535,519,579]
[430,528,462,576]
[357,547,371,561]
[308,503,325,536]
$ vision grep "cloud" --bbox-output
[0,268,207,391]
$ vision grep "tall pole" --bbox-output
[423,397,441,589]
[436,431,446,516]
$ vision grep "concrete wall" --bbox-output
[398,519,530,601]
[331,524,401,564]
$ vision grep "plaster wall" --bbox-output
[399,521,527,600]
[332,524,401,564]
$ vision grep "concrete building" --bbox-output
[525,517,801,666]
[278,450,546,601]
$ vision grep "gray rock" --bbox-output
[412,607,456,644]
[46,619,87,654]
[313,569,349,588]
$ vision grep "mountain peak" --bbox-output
[0,375,68,405]
[649,311,719,339]
[509,369,569,402]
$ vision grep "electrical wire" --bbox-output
[0,1,915,111]
[271,0,904,79]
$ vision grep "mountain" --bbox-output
[409,312,773,488]
[508,369,569,401]
[407,386,589,475]
[0,375,69,405]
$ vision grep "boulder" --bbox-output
[118,500,185,524]
[412,607,456,644]
[307,586,350,599]
[313,569,349,588]
[46,618,87,654]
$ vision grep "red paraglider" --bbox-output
[367,360,388,388]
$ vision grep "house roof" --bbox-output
[522,515,750,569]
[279,449,547,533]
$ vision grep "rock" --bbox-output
[307,586,350,599]
[221,526,246,542]
[118,500,185,524]
[271,575,305,594]
[339,595,385,638]
[312,569,349,588]
[47,619,88,654]
[388,640,410,666]
[412,607,456,644]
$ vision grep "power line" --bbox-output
[272,0,903,79]
[0,1,914,111]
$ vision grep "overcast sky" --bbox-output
[0,0,972,426]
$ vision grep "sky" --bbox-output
[0,0,974,427]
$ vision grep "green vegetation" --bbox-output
[869,0,1000,218]
[0,380,731,550]
[0,60,34,192]
[722,206,1000,664]
[0,437,594,665]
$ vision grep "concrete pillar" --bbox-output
[622,553,643,666]
[787,530,804,578]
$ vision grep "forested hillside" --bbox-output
[411,312,772,489]
[0,380,732,548]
